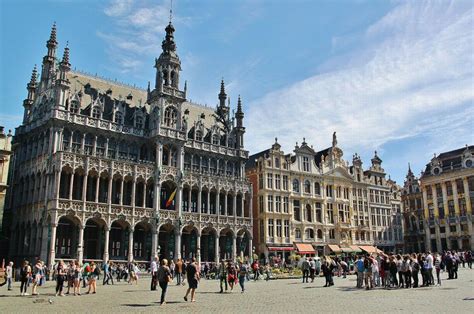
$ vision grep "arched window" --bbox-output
[195,130,203,141]
[275,158,280,168]
[295,228,301,240]
[306,204,312,222]
[164,106,178,128]
[317,229,323,239]
[293,179,299,192]
[92,106,101,119]
[305,228,314,240]
[314,182,320,195]
[115,111,123,124]
[304,180,311,194]
[70,100,79,114]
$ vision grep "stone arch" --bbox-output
[83,217,107,260]
[109,218,131,260]
[181,224,199,260]
[201,226,217,262]
[236,228,251,259]
[158,223,176,260]
[56,215,81,260]
[133,221,152,261]
[219,227,234,260]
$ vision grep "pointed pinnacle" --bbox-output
[30,64,38,83]
[62,41,70,64]
[48,22,57,44]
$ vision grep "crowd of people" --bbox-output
[297,250,471,290]
[3,249,472,304]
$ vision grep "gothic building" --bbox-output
[246,134,403,261]
[3,22,252,267]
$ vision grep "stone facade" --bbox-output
[0,127,13,231]
[3,22,252,267]
[404,145,474,252]
[246,135,403,261]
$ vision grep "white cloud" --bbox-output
[246,0,474,167]
[104,0,134,17]
[100,0,188,74]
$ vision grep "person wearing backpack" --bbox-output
[157,259,171,306]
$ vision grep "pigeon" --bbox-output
[48,298,53,304]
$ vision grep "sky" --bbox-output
[0,0,473,185]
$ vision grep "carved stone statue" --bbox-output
[332,131,337,147]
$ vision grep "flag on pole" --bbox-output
[165,188,177,209]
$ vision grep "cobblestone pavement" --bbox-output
[1,268,473,313]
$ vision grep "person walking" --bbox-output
[184,258,200,302]
[402,256,412,288]
[227,261,237,291]
[73,260,82,296]
[322,259,332,287]
[434,253,442,285]
[238,262,248,293]
[87,262,99,294]
[218,260,228,293]
[411,255,420,288]
[157,259,171,306]
[55,260,66,297]
[355,256,364,288]
[150,256,159,291]
[175,258,183,285]
[252,260,260,281]
[426,251,434,285]
[19,261,31,296]
[309,258,316,283]
[364,255,373,290]
[6,261,13,291]
[301,258,310,283]
[31,260,43,296]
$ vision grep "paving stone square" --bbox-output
[1,268,473,313]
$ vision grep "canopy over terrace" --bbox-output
[359,245,382,254]
[295,243,316,256]
[326,244,342,254]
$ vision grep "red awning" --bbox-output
[267,246,294,252]
[359,246,378,254]
[295,243,316,255]
[327,244,342,253]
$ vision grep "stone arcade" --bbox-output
[3,22,253,268]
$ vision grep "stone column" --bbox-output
[188,188,192,212]
[215,235,220,263]
[119,178,124,205]
[82,173,88,201]
[151,229,158,260]
[131,177,137,209]
[216,190,220,216]
[95,176,100,202]
[197,186,202,213]
[422,187,429,219]
[68,172,74,199]
[128,227,134,262]
[224,192,228,216]
[207,190,210,214]
[233,194,237,218]
[175,229,181,261]
[176,185,183,215]
[432,184,439,217]
[78,225,85,264]
[441,182,448,217]
[105,138,109,158]
[48,222,57,269]
[249,238,253,262]
[462,177,472,214]
[232,235,237,262]
[196,233,201,264]
[103,226,110,262]
[452,180,460,214]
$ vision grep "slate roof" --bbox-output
[422,145,473,178]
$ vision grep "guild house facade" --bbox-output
[246,135,404,262]
[3,22,253,268]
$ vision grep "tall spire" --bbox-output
[219,79,227,107]
[46,22,58,56]
[30,65,38,85]
[61,42,70,66]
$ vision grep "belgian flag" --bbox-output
[165,188,177,209]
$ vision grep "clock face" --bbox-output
[466,159,473,168]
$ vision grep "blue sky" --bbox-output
[0,0,473,184]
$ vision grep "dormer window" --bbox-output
[195,130,203,141]
[115,111,123,124]
[92,107,101,119]
[212,134,219,145]
[275,158,280,168]
[164,106,177,128]
[70,100,79,114]
[302,156,310,172]
[135,116,144,129]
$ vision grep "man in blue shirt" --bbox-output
[356,256,365,288]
